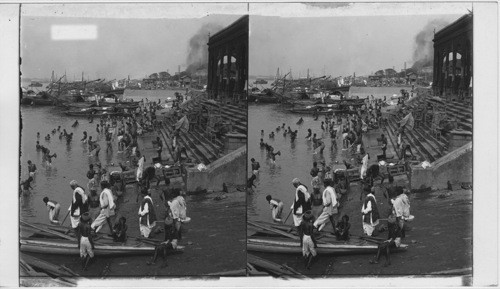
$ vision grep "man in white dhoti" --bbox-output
[313,179,338,233]
[69,180,89,229]
[360,152,369,180]
[91,180,116,233]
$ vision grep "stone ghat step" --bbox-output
[389,114,444,161]
[449,100,473,113]
[386,116,432,162]
[192,127,224,149]
[383,119,402,159]
[160,124,202,164]
[425,98,472,119]
[185,103,247,135]
[181,101,247,135]
[164,115,224,164]
[157,128,175,162]
[393,111,448,151]
[162,121,207,164]
[201,101,248,122]
[162,120,214,165]
[423,100,472,132]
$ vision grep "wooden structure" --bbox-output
[432,14,472,104]
[207,15,248,104]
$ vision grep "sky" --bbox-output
[20,3,472,81]
[249,3,471,77]
[20,4,245,80]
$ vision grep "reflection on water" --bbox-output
[248,104,348,222]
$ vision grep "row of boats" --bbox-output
[20,218,407,258]
[249,89,367,115]
[247,220,408,256]
[21,87,148,117]
[20,221,183,258]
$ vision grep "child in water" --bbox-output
[20,176,34,194]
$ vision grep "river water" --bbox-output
[247,104,354,221]
[19,89,180,224]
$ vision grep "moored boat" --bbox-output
[255,93,280,103]
[286,106,356,115]
[247,220,408,256]
[247,236,408,255]
[20,238,159,256]
[21,97,54,106]
[64,107,132,117]
[254,78,269,85]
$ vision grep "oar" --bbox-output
[20,220,76,241]
[60,210,71,226]
[283,208,293,224]
[248,220,299,241]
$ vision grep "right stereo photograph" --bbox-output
[247,3,473,277]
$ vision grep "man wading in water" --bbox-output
[43,197,61,224]
[266,195,284,222]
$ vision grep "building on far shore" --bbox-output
[432,13,472,104]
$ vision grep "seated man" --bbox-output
[147,203,179,267]
[334,214,351,241]
[369,214,402,266]
[112,216,128,242]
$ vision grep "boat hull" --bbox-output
[286,108,356,115]
[21,98,54,106]
[65,111,132,117]
[255,95,279,103]
[247,237,408,255]
[20,238,155,256]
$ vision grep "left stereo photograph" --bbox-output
[19,4,248,282]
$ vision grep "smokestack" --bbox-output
[178,65,180,75]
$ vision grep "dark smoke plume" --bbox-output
[186,23,224,74]
[412,19,449,70]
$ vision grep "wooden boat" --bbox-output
[21,97,54,106]
[247,220,408,256]
[254,79,269,85]
[247,254,305,277]
[21,253,80,278]
[29,81,44,87]
[65,107,132,117]
[20,221,184,257]
[20,238,158,256]
[255,93,280,103]
[286,106,356,115]
[254,89,283,103]
[20,258,77,287]
[248,236,407,255]
[62,101,140,110]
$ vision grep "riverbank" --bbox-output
[247,103,471,277]
[250,185,472,277]
[20,90,246,277]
